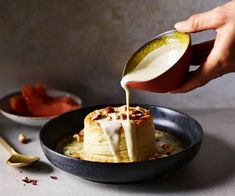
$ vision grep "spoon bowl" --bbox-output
[123,30,191,93]
[6,153,40,168]
[0,136,40,168]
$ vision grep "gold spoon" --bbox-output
[0,136,40,167]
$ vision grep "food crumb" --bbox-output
[73,134,80,142]
[22,176,38,185]
[50,176,58,180]
[18,133,30,144]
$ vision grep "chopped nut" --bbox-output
[106,115,112,121]
[140,115,149,120]
[79,130,84,136]
[104,106,114,114]
[22,176,29,182]
[114,114,120,120]
[134,110,143,115]
[50,176,58,180]
[32,180,38,185]
[130,112,143,120]
[128,109,133,115]
[18,133,29,144]
[73,134,80,142]
[130,114,139,120]
[92,112,102,120]
[162,143,175,154]
[121,113,127,120]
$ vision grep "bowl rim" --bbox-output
[0,89,83,120]
[39,104,203,166]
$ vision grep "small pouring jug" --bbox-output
[122,30,191,93]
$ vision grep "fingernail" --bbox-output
[175,22,186,30]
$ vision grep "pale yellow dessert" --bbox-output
[80,106,156,163]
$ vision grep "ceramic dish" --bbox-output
[122,30,191,93]
[0,90,82,126]
[40,104,203,183]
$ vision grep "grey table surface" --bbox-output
[0,108,235,196]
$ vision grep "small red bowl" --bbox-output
[122,30,191,93]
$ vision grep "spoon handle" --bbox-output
[0,136,16,155]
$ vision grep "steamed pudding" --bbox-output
[81,106,156,163]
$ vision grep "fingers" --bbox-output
[191,40,215,65]
[169,71,200,93]
[170,40,222,93]
[175,7,226,32]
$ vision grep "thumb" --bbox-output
[175,8,225,32]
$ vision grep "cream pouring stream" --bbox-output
[98,41,186,162]
[120,42,186,162]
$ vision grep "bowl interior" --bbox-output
[40,104,202,183]
[123,30,190,78]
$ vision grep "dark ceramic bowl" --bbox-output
[123,30,191,93]
[40,104,202,183]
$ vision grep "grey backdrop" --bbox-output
[0,0,232,109]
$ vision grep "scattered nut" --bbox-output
[140,115,149,120]
[18,133,29,144]
[106,115,112,121]
[79,130,84,136]
[121,113,127,120]
[22,176,38,185]
[105,106,114,114]
[50,176,58,180]
[130,114,138,120]
[114,114,120,120]
[73,134,80,142]
[130,113,143,120]
[134,110,143,115]
[92,112,102,120]
[162,143,175,154]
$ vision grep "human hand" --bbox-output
[171,0,235,93]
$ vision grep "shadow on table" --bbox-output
[89,132,235,194]
[0,121,54,174]
[20,160,54,174]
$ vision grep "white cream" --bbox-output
[121,41,187,85]
[120,41,187,162]
[122,120,137,161]
[121,85,137,162]
[97,116,136,162]
[97,120,121,162]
